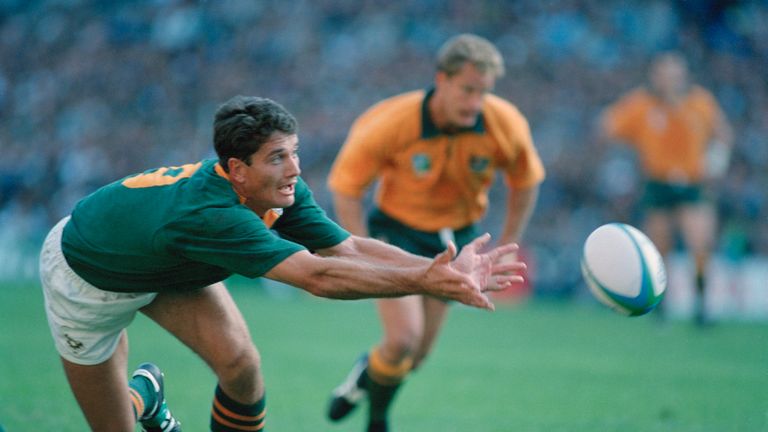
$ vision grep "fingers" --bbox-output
[482,297,495,311]
[453,287,496,311]
[488,242,519,260]
[482,274,525,292]
[463,235,521,260]
[467,290,495,311]
[434,241,457,264]
[492,261,527,274]
[460,275,496,311]
[449,277,495,311]
[464,232,492,252]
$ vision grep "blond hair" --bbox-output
[436,34,505,77]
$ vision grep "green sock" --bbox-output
[211,385,266,432]
[695,272,705,295]
[367,372,401,423]
[129,375,158,420]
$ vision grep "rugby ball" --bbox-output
[581,223,667,316]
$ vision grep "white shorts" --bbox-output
[40,217,157,365]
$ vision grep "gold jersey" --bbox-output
[603,85,725,183]
[328,89,545,231]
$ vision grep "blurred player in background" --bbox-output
[326,34,545,432]
[38,95,524,432]
[599,52,734,324]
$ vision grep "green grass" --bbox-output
[1,281,767,432]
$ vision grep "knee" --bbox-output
[213,344,262,397]
[383,330,422,361]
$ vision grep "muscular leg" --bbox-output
[141,283,267,431]
[678,203,716,278]
[140,283,262,404]
[376,296,425,364]
[329,295,452,431]
[362,296,450,432]
[354,296,425,431]
[61,332,134,432]
[678,203,717,323]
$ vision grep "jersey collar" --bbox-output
[214,162,247,205]
[214,161,282,226]
[421,87,486,139]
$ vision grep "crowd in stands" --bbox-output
[1,0,766,293]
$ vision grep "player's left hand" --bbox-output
[485,248,525,292]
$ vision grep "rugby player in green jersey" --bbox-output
[39,95,525,432]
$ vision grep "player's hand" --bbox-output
[421,233,526,311]
[484,247,526,292]
[421,239,492,311]
[453,235,525,292]
[705,140,731,181]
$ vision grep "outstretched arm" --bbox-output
[264,234,523,310]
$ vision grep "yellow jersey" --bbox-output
[603,85,724,183]
[328,89,545,232]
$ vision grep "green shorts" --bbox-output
[368,208,479,258]
[641,181,707,209]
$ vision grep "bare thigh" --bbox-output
[677,203,716,260]
[140,283,263,402]
[61,332,134,432]
[643,210,675,257]
[677,203,717,275]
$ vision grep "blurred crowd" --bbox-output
[1,0,766,293]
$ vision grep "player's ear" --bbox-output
[435,71,448,87]
[227,158,247,182]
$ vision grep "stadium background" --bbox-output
[1,0,766,317]
[0,1,767,431]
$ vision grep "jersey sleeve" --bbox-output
[272,177,351,250]
[504,113,546,189]
[486,97,546,189]
[161,207,306,279]
[327,110,390,198]
[602,89,646,143]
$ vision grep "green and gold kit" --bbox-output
[62,159,349,292]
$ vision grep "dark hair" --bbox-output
[213,95,298,171]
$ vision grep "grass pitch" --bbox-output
[1,280,766,431]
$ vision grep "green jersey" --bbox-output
[61,159,350,293]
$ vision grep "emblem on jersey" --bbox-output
[411,153,431,176]
[469,155,490,173]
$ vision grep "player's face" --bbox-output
[232,132,301,215]
[434,62,496,129]
[651,57,688,98]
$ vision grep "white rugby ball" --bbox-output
[581,223,667,316]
